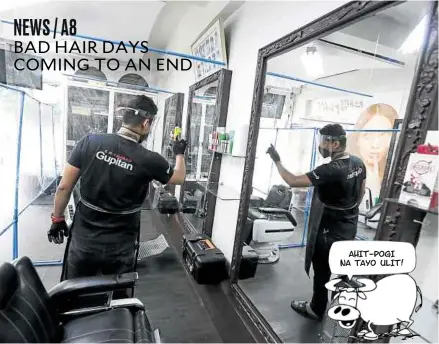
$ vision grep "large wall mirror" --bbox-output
[181,68,232,235]
[230,2,437,343]
[146,92,185,207]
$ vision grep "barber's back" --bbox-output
[315,155,366,218]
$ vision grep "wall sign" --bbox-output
[304,97,364,124]
[191,18,227,81]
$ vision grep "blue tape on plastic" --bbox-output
[259,127,318,131]
[0,83,25,93]
[39,104,43,187]
[1,19,226,66]
[67,74,175,94]
[51,107,59,189]
[33,260,63,267]
[13,92,25,259]
[267,72,373,98]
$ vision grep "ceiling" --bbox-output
[0,1,202,62]
[266,1,431,95]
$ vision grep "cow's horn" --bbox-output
[325,278,342,291]
[357,278,376,292]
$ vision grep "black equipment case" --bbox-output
[182,192,198,214]
[239,245,258,280]
[156,190,179,214]
[182,234,227,284]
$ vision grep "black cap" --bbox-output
[123,94,158,117]
[319,124,346,137]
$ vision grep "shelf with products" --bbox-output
[385,198,438,216]
[208,148,245,158]
[207,125,250,159]
[196,181,242,201]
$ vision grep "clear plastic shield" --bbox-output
[0,88,21,238]
[40,103,56,191]
[18,96,43,212]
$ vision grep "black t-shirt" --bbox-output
[68,133,174,240]
[306,155,366,225]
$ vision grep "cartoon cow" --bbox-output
[326,274,422,341]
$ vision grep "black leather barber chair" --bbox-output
[0,256,160,343]
[243,185,297,264]
[358,187,382,230]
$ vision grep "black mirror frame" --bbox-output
[180,68,233,236]
[227,1,437,342]
[379,118,403,201]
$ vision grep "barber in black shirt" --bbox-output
[48,95,187,280]
[267,124,366,320]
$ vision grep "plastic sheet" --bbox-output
[18,96,43,212]
[0,87,21,233]
[253,128,315,205]
[252,126,401,245]
[253,128,277,196]
[0,226,13,264]
[40,103,56,190]
[67,86,110,142]
[52,107,64,174]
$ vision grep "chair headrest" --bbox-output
[0,262,19,309]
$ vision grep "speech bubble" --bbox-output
[329,241,416,280]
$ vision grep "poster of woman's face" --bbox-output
[347,103,398,201]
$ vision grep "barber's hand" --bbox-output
[267,144,281,163]
[48,216,68,244]
[173,139,187,156]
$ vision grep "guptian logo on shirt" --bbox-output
[347,167,363,179]
[96,151,133,171]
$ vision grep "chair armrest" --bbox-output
[258,207,297,227]
[48,272,138,301]
[249,196,264,208]
[365,203,383,219]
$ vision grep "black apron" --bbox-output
[60,200,141,282]
[304,190,359,277]
[305,190,324,277]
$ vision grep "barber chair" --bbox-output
[364,203,383,230]
[243,185,297,264]
[358,187,382,230]
[358,188,383,229]
[358,187,372,223]
[0,256,161,343]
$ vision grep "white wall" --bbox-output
[151,1,349,262]
[211,1,349,261]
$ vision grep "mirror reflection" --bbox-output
[162,94,183,167]
[237,2,432,342]
[183,80,219,232]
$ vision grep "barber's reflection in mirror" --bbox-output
[266,124,366,321]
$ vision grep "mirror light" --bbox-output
[301,45,324,78]
[399,15,428,54]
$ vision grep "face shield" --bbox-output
[317,133,346,159]
[116,107,156,144]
